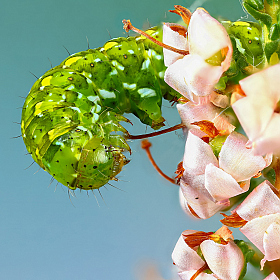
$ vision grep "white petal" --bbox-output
[164,54,224,101]
[183,129,218,176]
[239,64,280,102]
[164,57,193,101]
[179,188,200,219]
[262,221,280,269]
[172,235,205,271]
[180,180,226,219]
[177,102,220,128]
[253,113,280,155]
[182,54,224,97]
[177,101,235,134]
[200,240,244,280]
[219,132,267,181]
[205,163,246,202]
[162,23,188,67]
[236,180,280,221]
[232,95,274,141]
[240,214,280,254]
[188,8,232,72]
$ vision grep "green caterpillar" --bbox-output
[21,27,178,191]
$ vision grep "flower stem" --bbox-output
[126,123,185,140]
[141,139,176,184]
[122,19,189,55]
[190,264,210,280]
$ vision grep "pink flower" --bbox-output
[180,129,271,219]
[163,8,232,103]
[232,64,280,155]
[172,227,244,280]
[235,180,280,269]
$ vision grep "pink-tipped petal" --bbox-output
[239,64,280,102]
[180,180,226,219]
[177,102,221,128]
[261,221,280,269]
[219,132,267,181]
[200,240,244,280]
[188,8,232,68]
[183,129,218,175]
[240,214,280,254]
[204,163,246,202]
[253,114,280,155]
[179,188,200,219]
[164,54,224,101]
[177,101,235,134]
[232,95,274,141]
[236,180,280,221]
[162,23,188,67]
[182,54,224,97]
[264,273,280,280]
[172,235,205,271]
[164,56,193,101]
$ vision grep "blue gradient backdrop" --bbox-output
[1,1,252,279]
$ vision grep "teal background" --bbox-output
[1,0,251,279]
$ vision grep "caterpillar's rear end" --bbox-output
[21,26,178,190]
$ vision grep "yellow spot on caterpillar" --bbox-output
[234,22,250,27]
[103,41,118,51]
[41,76,52,86]
[64,56,82,66]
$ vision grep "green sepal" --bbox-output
[215,76,228,91]
[209,135,228,158]
[262,165,276,184]
[196,246,212,274]
[243,2,272,26]
[264,39,280,61]
[234,240,255,280]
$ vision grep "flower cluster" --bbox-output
[158,2,280,279]
[124,1,280,279]
[162,2,280,279]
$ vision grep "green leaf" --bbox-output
[243,2,273,26]
[243,0,264,10]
